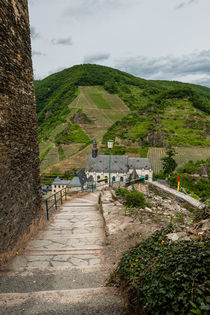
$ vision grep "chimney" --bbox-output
[92,139,98,158]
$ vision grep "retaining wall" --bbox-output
[148,181,205,210]
[0,0,42,264]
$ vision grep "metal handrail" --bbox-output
[45,187,68,220]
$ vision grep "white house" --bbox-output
[51,170,87,193]
[86,140,153,183]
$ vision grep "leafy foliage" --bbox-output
[111,225,210,314]
[104,145,126,155]
[161,146,177,176]
[54,124,90,145]
[125,190,146,208]
[140,146,149,158]
[116,187,129,197]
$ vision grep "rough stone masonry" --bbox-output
[0,0,41,262]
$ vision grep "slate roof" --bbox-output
[68,176,82,187]
[86,155,129,173]
[52,177,71,185]
[77,169,87,186]
[128,158,152,170]
[86,155,152,173]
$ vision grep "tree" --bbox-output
[161,146,177,176]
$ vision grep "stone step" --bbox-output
[0,287,124,315]
[0,268,112,293]
[24,249,102,255]
[45,227,105,234]
[8,251,104,269]
[25,238,105,251]
[50,221,104,227]
[33,233,105,240]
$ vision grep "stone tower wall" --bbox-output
[0,0,42,261]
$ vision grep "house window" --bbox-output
[112,176,116,183]
[120,176,124,182]
[97,175,100,180]
[54,189,56,193]
[145,174,149,180]
[105,176,108,183]
[54,185,56,188]
[58,185,60,188]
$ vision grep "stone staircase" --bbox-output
[0,192,124,314]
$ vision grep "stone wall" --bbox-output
[0,0,42,262]
[148,181,205,210]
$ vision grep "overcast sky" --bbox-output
[28,0,210,87]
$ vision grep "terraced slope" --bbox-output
[35,64,210,174]
[40,86,129,173]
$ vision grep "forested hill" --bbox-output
[35,64,210,124]
[35,64,210,173]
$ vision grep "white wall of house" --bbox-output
[51,184,68,194]
[86,169,153,183]
[86,172,127,183]
[136,169,153,181]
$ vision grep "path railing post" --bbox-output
[60,190,63,204]
[54,193,57,210]
[46,199,49,220]
[65,187,67,200]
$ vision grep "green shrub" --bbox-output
[140,146,149,158]
[125,190,146,208]
[111,225,210,314]
[116,187,128,197]
[55,124,90,144]
[104,145,126,155]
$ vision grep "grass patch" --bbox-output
[89,93,111,109]
[58,146,66,161]
[40,144,53,162]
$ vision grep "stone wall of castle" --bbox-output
[0,0,42,260]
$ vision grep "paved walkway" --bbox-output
[0,192,124,314]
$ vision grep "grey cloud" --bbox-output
[84,53,110,64]
[115,50,210,86]
[175,0,198,10]
[51,37,73,46]
[30,26,40,39]
[64,0,138,18]
[32,51,44,57]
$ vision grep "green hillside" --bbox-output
[34,64,210,173]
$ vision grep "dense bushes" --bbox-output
[116,187,146,208]
[125,190,146,208]
[55,124,90,144]
[111,225,210,314]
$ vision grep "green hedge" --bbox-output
[111,225,210,314]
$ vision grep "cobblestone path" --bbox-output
[0,192,124,314]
